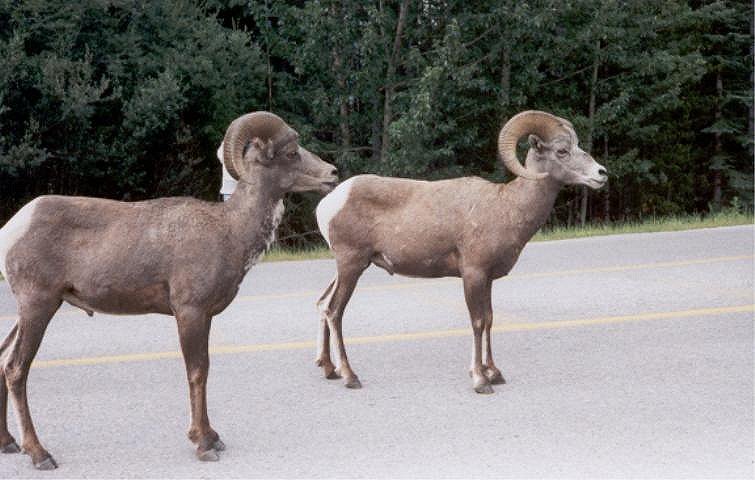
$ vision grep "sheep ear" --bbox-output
[528,134,546,152]
[247,138,276,165]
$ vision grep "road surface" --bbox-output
[0,225,752,478]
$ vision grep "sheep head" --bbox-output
[498,110,607,189]
[221,111,338,194]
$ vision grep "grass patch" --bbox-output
[263,245,332,262]
[533,210,753,242]
[263,211,753,262]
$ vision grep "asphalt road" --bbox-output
[0,225,752,479]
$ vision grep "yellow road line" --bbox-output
[0,254,751,322]
[497,304,754,331]
[30,304,753,369]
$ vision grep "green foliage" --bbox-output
[0,0,266,210]
[0,0,752,246]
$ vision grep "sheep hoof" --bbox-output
[316,359,341,379]
[213,439,226,451]
[1,441,20,454]
[344,376,362,389]
[197,448,220,462]
[34,455,58,470]
[474,384,494,395]
[486,370,506,385]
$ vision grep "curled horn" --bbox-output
[221,111,298,180]
[497,110,569,180]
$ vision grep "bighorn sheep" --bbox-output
[315,110,607,394]
[0,111,337,469]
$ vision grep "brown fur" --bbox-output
[0,112,337,469]
[315,111,606,394]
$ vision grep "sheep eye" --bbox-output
[557,148,568,156]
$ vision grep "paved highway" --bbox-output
[0,225,752,478]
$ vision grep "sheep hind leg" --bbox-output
[323,264,366,389]
[4,294,61,469]
[315,277,339,379]
[0,324,20,453]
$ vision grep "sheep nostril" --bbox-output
[598,168,607,177]
[330,168,339,177]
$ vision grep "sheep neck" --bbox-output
[500,176,562,246]
[224,179,285,271]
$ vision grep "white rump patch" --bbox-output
[316,176,357,247]
[217,141,238,196]
[0,198,40,281]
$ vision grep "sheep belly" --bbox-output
[371,247,460,278]
[62,281,173,316]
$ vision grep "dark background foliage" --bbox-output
[1,0,752,247]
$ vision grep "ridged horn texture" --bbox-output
[497,110,568,180]
[221,111,298,180]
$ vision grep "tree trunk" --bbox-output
[339,100,351,151]
[330,2,350,153]
[332,50,351,151]
[712,71,723,210]
[262,0,273,110]
[499,45,511,108]
[580,39,601,227]
[370,0,386,164]
[579,186,589,226]
[750,12,754,161]
[603,134,610,221]
[380,0,410,162]
[370,99,382,163]
[266,49,273,111]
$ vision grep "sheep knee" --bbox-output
[187,368,207,386]
[317,284,337,318]
[319,306,337,323]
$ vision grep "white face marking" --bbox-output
[0,198,40,281]
[315,176,357,247]
[571,146,607,187]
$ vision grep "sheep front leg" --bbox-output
[483,316,506,385]
[463,270,495,394]
[175,308,224,461]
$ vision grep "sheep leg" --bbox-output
[315,277,339,379]
[483,315,506,385]
[4,294,60,469]
[463,270,494,394]
[323,266,364,389]
[175,307,223,462]
[0,324,20,453]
